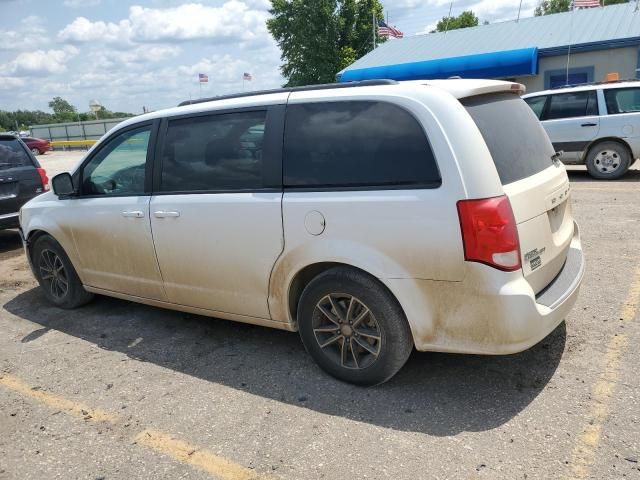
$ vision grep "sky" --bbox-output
[0,0,541,115]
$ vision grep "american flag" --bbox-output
[198,73,208,83]
[377,20,403,39]
[243,72,252,81]
[573,0,600,7]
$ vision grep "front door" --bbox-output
[541,90,600,162]
[150,108,284,319]
[65,122,166,300]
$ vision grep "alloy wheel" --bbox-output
[39,249,69,300]
[312,293,382,370]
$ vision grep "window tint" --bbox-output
[549,72,588,89]
[0,139,31,170]
[160,111,267,192]
[604,87,640,114]
[82,126,150,195]
[462,93,554,185]
[544,91,597,120]
[283,101,439,189]
[524,96,547,119]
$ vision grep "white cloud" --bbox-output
[58,16,132,44]
[0,15,49,51]
[63,0,102,7]
[0,46,79,76]
[58,1,270,45]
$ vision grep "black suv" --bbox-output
[0,134,49,229]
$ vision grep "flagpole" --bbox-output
[372,12,376,49]
[444,0,453,34]
[517,0,523,21]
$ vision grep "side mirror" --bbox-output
[52,172,76,196]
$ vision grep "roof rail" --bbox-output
[551,78,640,90]
[178,79,399,107]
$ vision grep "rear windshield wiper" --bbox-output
[551,151,563,163]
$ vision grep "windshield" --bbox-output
[461,92,555,185]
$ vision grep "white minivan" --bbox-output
[19,79,584,385]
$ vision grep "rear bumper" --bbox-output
[386,222,585,355]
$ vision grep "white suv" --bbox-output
[523,80,640,179]
[19,79,584,385]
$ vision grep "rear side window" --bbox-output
[604,87,640,114]
[283,101,440,189]
[160,110,267,192]
[544,91,598,120]
[0,138,31,171]
[524,96,547,119]
[462,93,555,185]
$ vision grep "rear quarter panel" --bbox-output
[269,84,504,325]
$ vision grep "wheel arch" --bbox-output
[286,262,412,344]
[582,136,633,162]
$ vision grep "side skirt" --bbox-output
[83,285,297,332]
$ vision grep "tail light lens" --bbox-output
[457,195,521,271]
[36,167,50,191]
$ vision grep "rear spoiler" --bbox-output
[417,79,526,99]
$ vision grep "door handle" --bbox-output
[581,122,597,127]
[154,210,180,218]
[121,210,144,218]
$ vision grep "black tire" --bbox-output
[30,148,39,156]
[585,141,631,180]
[31,235,93,309]
[297,267,413,386]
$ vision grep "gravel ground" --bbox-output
[0,153,639,480]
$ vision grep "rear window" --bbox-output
[283,101,440,189]
[0,138,31,171]
[462,93,555,185]
[604,87,640,114]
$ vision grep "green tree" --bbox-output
[47,96,79,122]
[435,10,478,32]
[534,0,571,15]
[267,0,385,87]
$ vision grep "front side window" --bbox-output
[544,91,598,120]
[82,126,150,196]
[283,101,440,188]
[524,96,547,119]
[604,87,640,114]
[160,111,267,192]
[0,138,31,170]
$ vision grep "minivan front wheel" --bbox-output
[32,235,94,309]
[297,267,413,385]
[585,141,630,180]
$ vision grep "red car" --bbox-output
[21,137,50,156]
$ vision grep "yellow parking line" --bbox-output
[0,373,265,480]
[135,430,261,480]
[566,265,640,479]
[0,374,117,423]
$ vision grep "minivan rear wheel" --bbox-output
[32,235,94,309]
[585,141,630,180]
[297,267,413,385]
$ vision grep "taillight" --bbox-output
[457,195,521,271]
[36,167,49,191]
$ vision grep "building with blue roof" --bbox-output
[338,2,640,93]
